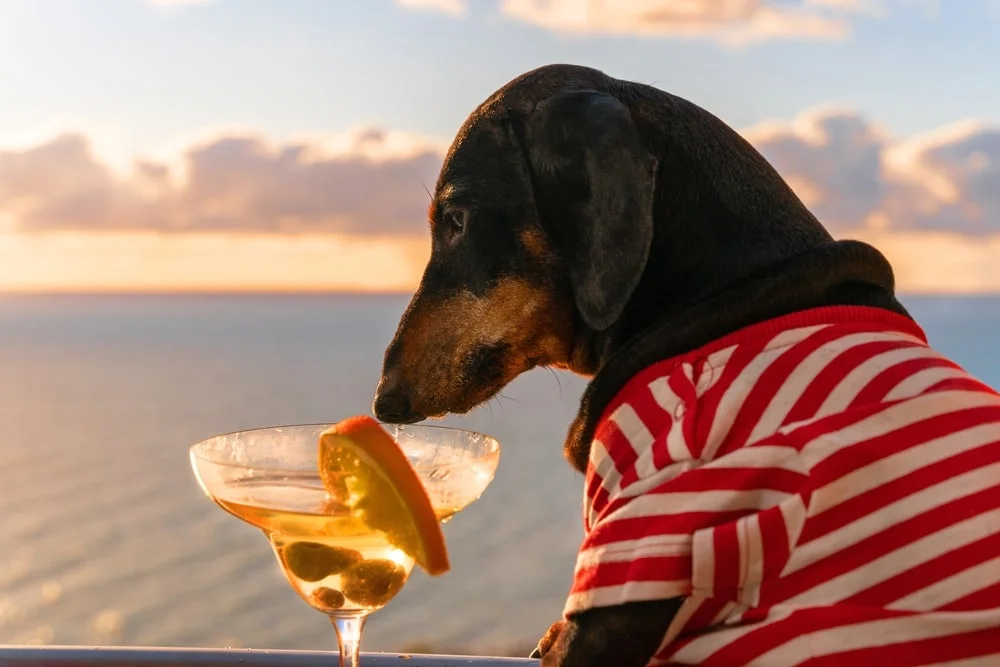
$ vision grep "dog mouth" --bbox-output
[464,342,509,385]
[386,411,427,425]
[457,342,519,404]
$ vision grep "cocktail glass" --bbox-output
[189,422,500,667]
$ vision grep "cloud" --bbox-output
[146,0,211,5]
[499,0,850,43]
[881,122,1000,234]
[393,0,894,44]
[0,109,997,239]
[396,0,467,18]
[745,110,1000,235]
[0,129,445,235]
[806,0,882,14]
[744,109,890,228]
[145,0,212,7]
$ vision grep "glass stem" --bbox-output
[330,613,367,667]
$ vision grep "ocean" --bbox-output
[0,293,997,656]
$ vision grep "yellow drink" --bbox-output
[216,476,418,613]
[210,456,496,614]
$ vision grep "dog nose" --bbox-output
[372,374,419,423]
[373,386,410,422]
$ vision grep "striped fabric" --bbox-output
[566,306,1000,666]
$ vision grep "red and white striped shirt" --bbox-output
[567,306,1000,666]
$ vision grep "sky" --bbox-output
[0,0,997,293]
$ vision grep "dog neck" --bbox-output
[562,238,910,473]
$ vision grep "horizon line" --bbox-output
[0,289,416,298]
[1,289,1000,298]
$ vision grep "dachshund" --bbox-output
[372,64,1000,666]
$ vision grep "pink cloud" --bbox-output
[392,0,897,44]
[396,0,467,18]
[0,130,443,235]
[746,110,1000,235]
[1,110,997,237]
[498,0,849,43]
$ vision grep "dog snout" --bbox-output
[372,371,424,424]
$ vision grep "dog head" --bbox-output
[372,64,659,423]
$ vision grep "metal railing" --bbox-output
[0,646,539,666]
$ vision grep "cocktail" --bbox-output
[189,419,500,666]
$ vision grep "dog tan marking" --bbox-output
[520,227,553,260]
[426,198,440,229]
[391,277,576,417]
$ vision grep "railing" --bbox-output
[0,646,539,666]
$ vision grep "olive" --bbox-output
[310,587,346,611]
[281,542,362,582]
[342,559,406,608]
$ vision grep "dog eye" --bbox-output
[445,209,467,236]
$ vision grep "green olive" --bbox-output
[281,542,362,582]
[342,559,406,608]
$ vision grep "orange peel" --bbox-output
[318,415,450,576]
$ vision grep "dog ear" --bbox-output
[525,90,658,331]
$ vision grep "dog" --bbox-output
[372,64,1000,666]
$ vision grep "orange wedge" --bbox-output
[318,415,450,576]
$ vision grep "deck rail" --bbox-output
[0,646,539,666]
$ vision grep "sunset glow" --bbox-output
[0,232,430,293]
[1,0,997,294]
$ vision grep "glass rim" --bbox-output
[188,420,501,469]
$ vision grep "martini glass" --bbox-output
[190,422,500,667]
